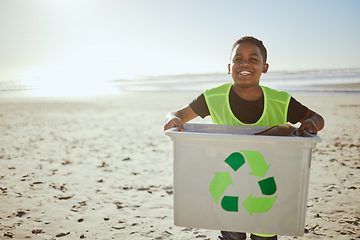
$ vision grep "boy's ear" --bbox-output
[262,63,269,73]
[227,64,231,74]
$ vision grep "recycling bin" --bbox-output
[165,123,321,236]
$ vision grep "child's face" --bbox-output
[228,42,269,89]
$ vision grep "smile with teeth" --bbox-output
[239,71,252,76]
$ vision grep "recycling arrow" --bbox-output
[209,151,278,215]
[209,172,233,204]
[242,194,277,216]
[221,196,238,212]
[241,150,270,178]
[225,152,245,171]
[258,177,277,195]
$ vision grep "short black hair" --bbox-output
[230,36,267,63]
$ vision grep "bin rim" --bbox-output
[165,123,322,144]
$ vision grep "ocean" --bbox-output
[111,69,360,94]
[1,69,360,97]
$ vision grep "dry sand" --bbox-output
[0,92,359,239]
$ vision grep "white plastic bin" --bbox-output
[165,123,321,236]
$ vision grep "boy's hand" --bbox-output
[298,119,318,135]
[164,106,199,132]
[164,116,185,131]
[298,109,325,136]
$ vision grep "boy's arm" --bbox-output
[164,105,198,131]
[298,109,325,135]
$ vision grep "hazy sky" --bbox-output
[1,0,360,83]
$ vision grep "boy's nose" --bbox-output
[240,60,250,66]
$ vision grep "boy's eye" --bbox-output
[232,58,259,63]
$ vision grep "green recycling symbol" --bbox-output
[209,150,277,215]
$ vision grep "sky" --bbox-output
[1,0,360,84]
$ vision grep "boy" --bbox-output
[164,36,324,240]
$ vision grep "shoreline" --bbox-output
[0,81,359,100]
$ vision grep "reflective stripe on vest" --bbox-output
[203,83,290,126]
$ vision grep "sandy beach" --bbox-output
[0,91,359,239]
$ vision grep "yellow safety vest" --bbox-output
[203,83,291,126]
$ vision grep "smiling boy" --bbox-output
[164,36,324,240]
